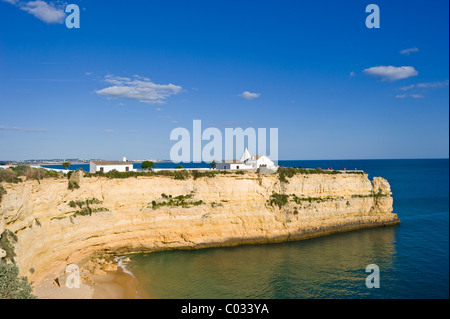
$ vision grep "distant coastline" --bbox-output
[2,157,448,167]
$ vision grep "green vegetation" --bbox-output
[82,168,245,181]
[141,161,155,170]
[373,192,388,198]
[290,194,336,204]
[192,170,225,180]
[62,162,72,170]
[277,166,365,183]
[209,161,216,169]
[267,193,340,208]
[0,166,61,184]
[52,198,108,221]
[351,192,389,199]
[267,191,388,209]
[0,229,18,262]
[172,170,190,180]
[0,261,36,299]
[0,169,21,184]
[68,180,80,190]
[210,202,223,208]
[267,193,290,208]
[0,185,6,203]
[67,198,108,217]
[175,164,184,169]
[68,198,103,208]
[150,193,204,210]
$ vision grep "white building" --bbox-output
[216,148,277,170]
[216,159,247,170]
[89,157,134,173]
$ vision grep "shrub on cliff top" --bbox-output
[1,166,61,184]
[12,165,48,181]
[0,169,21,184]
[173,170,189,180]
[0,261,36,299]
[192,170,222,180]
[278,166,345,183]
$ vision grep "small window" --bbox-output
[236,166,239,169]
[126,167,129,172]
[100,167,104,173]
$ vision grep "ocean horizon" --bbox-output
[41,157,449,171]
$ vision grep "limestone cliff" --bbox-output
[0,172,399,284]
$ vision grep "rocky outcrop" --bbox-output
[69,169,84,185]
[0,172,399,284]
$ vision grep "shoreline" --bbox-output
[90,267,141,299]
[34,257,147,299]
[32,219,400,299]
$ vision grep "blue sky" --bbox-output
[0,0,448,160]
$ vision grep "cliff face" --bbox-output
[0,172,399,284]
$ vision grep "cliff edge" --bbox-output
[0,171,399,284]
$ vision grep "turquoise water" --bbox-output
[45,159,449,298]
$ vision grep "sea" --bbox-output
[43,159,449,299]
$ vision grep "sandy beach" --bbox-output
[33,259,146,299]
[91,268,141,299]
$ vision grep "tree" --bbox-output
[62,162,72,170]
[0,261,36,299]
[175,165,184,169]
[209,161,216,169]
[141,161,155,171]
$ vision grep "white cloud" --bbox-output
[395,94,424,99]
[239,91,260,100]
[5,0,67,24]
[400,47,419,55]
[96,74,183,104]
[208,121,254,127]
[401,80,449,91]
[349,71,355,77]
[416,80,449,88]
[0,125,47,132]
[400,84,416,91]
[2,0,65,24]
[363,66,418,81]
[222,121,253,126]
[103,129,114,133]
